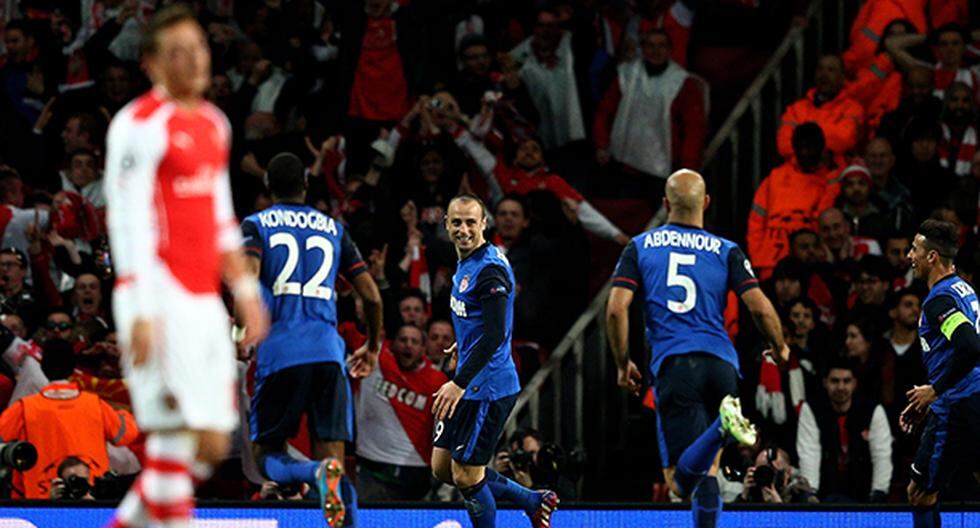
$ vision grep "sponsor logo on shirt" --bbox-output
[373,377,428,411]
[450,295,467,318]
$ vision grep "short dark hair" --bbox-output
[772,256,806,282]
[57,456,88,479]
[4,19,32,38]
[0,168,22,201]
[68,112,102,141]
[858,254,893,281]
[791,122,826,153]
[931,22,970,45]
[448,193,488,219]
[0,247,27,268]
[141,4,200,57]
[496,193,527,216]
[789,228,818,246]
[640,28,672,47]
[458,33,489,59]
[398,288,428,308]
[887,287,921,311]
[40,338,76,381]
[918,219,959,262]
[266,152,306,199]
[824,356,858,378]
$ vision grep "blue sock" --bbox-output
[692,476,722,528]
[341,475,358,527]
[913,506,941,528]
[461,478,497,528]
[484,468,541,513]
[675,417,725,495]
[260,453,320,484]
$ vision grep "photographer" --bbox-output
[49,457,94,500]
[493,429,578,500]
[737,447,818,504]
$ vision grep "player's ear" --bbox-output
[662,196,670,213]
[703,194,711,211]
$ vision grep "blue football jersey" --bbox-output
[450,244,521,401]
[242,204,367,378]
[919,274,980,413]
[612,223,759,378]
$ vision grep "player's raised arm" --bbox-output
[607,241,642,396]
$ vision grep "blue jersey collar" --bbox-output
[459,242,491,263]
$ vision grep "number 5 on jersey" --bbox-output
[667,252,697,314]
[270,232,334,300]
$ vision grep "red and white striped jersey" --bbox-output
[355,350,447,467]
[105,89,240,318]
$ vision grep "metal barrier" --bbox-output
[503,0,860,496]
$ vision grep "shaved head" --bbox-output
[665,169,706,215]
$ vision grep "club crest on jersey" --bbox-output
[459,275,470,293]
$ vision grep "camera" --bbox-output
[64,475,91,500]
[753,464,786,491]
[509,448,534,471]
[0,440,37,471]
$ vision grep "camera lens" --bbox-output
[753,465,775,488]
[65,475,91,499]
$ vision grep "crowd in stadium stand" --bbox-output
[0,0,976,507]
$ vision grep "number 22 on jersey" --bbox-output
[269,232,334,300]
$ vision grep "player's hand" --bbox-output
[763,343,791,366]
[899,401,929,435]
[907,384,937,412]
[432,380,465,421]
[348,343,379,378]
[617,360,642,396]
[129,319,153,367]
[236,295,269,349]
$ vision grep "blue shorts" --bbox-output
[912,392,980,493]
[250,361,352,444]
[653,353,739,468]
[433,394,518,466]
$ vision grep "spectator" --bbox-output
[425,319,455,375]
[493,429,577,500]
[0,248,39,329]
[841,0,925,76]
[786,296,830,383]
[882,233,914,288]
[397,289,428,330]
[354,325,447,501]
[60,113,103,157]
[886,23,977,101]
[896,117,956,219]
[747,123,840,279]
[0,338,138,499]
[492,195,529,252]
[0,169,52,259]
[42,310,74,342]
[818,208,882,264]
[509,7,588,152]
[837,161,892,241]
[593,29,706,200]
[69,273,104,322]
[737,446,818,504]
[877,67,942,147]
[452,128,629,244]
[796,359,893,502]
[864,138,914,231]
[341,0,428,124]
[622,0,695,67]
[884,289,926,415]
[935,81,978,178]
[842,316,894,409]
[447,34,537,122]
[59,148,105,210]
[49,456,95,500]
[776,55,864,159]
[850,255,895,334]
[2,313,27,340]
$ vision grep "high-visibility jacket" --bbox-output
[777,88,865,159]
[842,0,927,76]
[0,382,138,499]
[747,161,841,279]
[841,54,903,138]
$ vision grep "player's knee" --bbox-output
[451,463,482,489]
[196,431,231,464]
